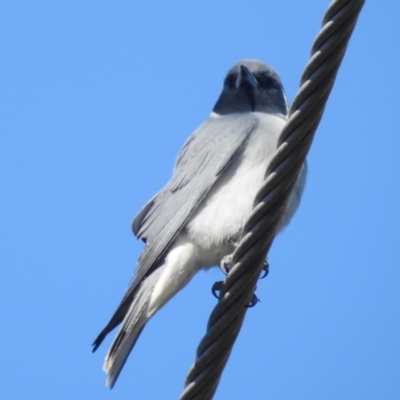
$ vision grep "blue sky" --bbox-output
[1,1,399,399]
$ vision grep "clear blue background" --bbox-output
[1,1,399,399]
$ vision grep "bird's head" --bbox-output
[213,59,287,116]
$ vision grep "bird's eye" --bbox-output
[225,74,237,89]
[257,73,278,90]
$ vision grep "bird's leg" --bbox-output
[220,254,232,275]
[219,236,240,275]
[221,256,268,278]
[215,241,267,306]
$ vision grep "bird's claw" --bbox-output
[214,256,267,305]
[245,293,260,308]
[212,281,260,307]
[260,260,269,279]
[212,281,223,299]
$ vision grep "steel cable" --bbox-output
[179,1,365,399]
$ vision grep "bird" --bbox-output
[92,59,306,388]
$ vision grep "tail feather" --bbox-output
[101,268,163,388]
[93,238,192,387]
[92,307,127,353]
[104,322,146,388]
[92,282,143,353]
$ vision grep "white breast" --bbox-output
[187,112,286,258]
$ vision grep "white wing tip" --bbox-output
[102,355,118,388]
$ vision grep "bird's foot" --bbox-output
[220,254,233,275]
[212,281,260,308]
[245,292,260,308]
[212,281,223,299]
[260,260,269,279]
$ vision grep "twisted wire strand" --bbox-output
[179,1,365,399]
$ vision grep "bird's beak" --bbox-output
[236,65,259,89]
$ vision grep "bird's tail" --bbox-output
[103,315,147,388]
[102,271,160,388]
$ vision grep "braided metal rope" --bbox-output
[178,1,365,399]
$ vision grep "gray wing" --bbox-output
[133,113,259,277]
[92,113,259,350]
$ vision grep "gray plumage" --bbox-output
[93,59,306,388]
